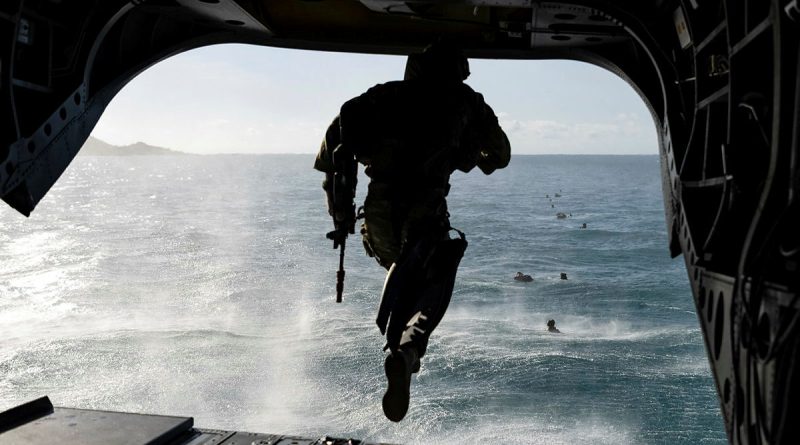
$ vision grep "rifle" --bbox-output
[326,227,350,303]
[326,140,356,303]
[335,238,346,303]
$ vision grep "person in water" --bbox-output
[514,272,533,282]
[314,42,511,422]
[547,319,561,333]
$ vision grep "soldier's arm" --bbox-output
[315,113,358,244]
[314,116,340,219]
[474,98,511,175]
[314,116,339,174]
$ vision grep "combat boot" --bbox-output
[382,344,420,422]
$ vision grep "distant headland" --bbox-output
[79,136,186,156]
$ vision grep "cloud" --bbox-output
[206,118,232,127]
[93,45,657,155]
[497,113,655,154]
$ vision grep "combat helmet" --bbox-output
[404,41,470,82]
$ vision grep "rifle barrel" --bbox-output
[335,241,346,303]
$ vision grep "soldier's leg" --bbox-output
[389,233,467,356]
[380,232,467,422]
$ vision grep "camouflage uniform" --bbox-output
[315,53,510,269]
[314,44,510,422]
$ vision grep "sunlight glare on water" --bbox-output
[0,154,726,444]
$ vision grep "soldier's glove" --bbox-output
[332,203,356,234]
[326,227,348,249]
[327,202,355,249]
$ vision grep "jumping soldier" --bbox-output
[314,42,511,421]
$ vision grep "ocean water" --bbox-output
[0,154,727,444]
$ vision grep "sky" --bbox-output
[91,44,658,155]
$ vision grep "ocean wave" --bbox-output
[0,155,725,443]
